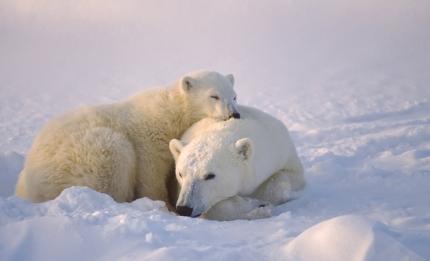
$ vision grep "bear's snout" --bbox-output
[231,112,241,119]
[176,206,193,217]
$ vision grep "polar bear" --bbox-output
[169,105,305,220]
[15,70,239,206]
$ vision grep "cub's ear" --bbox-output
[169,139,184,161]
[180,76,196,92]
[226,74,235,86]
[235,138,253,161]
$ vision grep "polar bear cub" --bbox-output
[16,70,239,206]
[169,105,306,220]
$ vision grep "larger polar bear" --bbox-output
[16,70,239,206]
[169,105,305,220]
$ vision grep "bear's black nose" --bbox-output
[232,112,241,119]
[176,206,193,217]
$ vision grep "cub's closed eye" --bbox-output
[210,95,220,100]
[233,96,237,101]
[178,173,183,178]
[204,173,216,180]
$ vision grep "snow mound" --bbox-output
[0,187,168,225]
[2,188,426,261]
[283,215,424,261]
[1,0,429,260]
[0,187,170,261]
[0,187,273,261]
[0,151,24,197]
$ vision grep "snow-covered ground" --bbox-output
[1,1,429,260]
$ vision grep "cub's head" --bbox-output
[169,135,253,217]
[179,71,240,120]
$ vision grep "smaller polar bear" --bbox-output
[169,105,306,220]
[16,71,239,207]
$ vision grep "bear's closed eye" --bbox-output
[204,173,216,180]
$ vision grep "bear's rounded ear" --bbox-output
[226,74,235,86]
[180,76,195,92]
[235,138,253,161]
[169,139,184,161]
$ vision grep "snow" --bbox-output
[0,152,23,197]
[1,0,429,260]
[283,215,424,261]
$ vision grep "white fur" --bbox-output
[15,70,238,206]
[170,105,305,220]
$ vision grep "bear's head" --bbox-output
[179,71,240,120]
[169,134,253,217]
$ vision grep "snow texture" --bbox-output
[1,0,429,260]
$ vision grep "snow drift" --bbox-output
[1,0,429,260]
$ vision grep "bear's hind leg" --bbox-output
[74,127,137,202]
[25,127,136,202]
